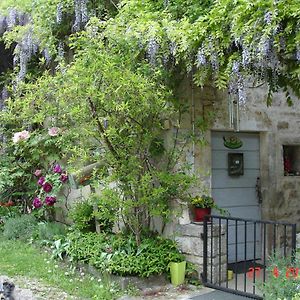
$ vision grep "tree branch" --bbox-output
[87,97,120,160]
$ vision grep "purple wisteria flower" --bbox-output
[264,11,272,25]
[56,3,63,24]
[45,196,56,206]
[37,176,45,186]
[34,169,42,177]
[33,197,42,208]
[296,45,300,61]
[43,182,53,193]
[147,37,159,66]
[60,173,68,183]
[242,47,251,67]
[53,164,62,174]
[196,47,207,67]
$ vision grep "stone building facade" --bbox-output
[163,76,300,279]
[59,76,300,281]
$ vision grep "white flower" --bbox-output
[48,127,60,136]
[12,130,30,143]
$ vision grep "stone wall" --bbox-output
[175,223,226,284]
[175,76,300,229]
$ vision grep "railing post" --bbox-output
[202,215,208,284]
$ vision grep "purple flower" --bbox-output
[43,182,53,193]
[37,176,45,186]
[34,169,42,177]
[53,164,62,174]
[147,38,159,66]
[196,47,206,67]
[60,173,68,183]
[33,197,42,209]
[44,196,56,206]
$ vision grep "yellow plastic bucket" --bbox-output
[169,261,186,286]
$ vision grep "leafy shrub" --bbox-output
[69,200,96,232]
[69,194,116,233]
[259,254,300,300]
[66,231,184,277]
[0,206,21,230]
[91,193,117,233]
[50,238,70,260]
[3,214,37,241]
[34,221,67,242]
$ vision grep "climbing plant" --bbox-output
[0,0,300,243]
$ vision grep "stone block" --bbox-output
[277,121,289,130]
[176,234,226,257]
[176,223,225,238]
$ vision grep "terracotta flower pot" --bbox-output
[194,207,211,222]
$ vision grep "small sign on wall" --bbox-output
[228,153,244,176]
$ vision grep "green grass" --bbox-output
[0,237,122,299]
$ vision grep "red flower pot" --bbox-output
[194,207,211,222]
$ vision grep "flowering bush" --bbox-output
[0,126,68,211]
[32,163,68,212]
[259,255,300,300]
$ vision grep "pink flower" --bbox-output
[48,127,60,136]
[12,130,30,143]
[53,164,62,174]
[37,176,45,186]
[60,173,68,183]
[34,169,42,177]
[43,182,53,193]
[33,197,43,208]
[45,196,56,206]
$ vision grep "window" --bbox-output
[283,145,300,176]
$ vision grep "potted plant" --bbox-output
[190,195,225,222]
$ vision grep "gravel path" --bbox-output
[1,275,203,300]
[0,276,80,300]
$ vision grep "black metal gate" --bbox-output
[202,215,297,299]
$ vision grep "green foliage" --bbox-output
[66,231,184,277]
[0,205,21,230]
[191,195,214,208]
[91,193,117,233]
[259,254,300,300]
[185,262,201,286]
[3,214,37,240]
[5,0,298,246]
[34,221,67,242]
[69,200,96,232]
[0,237,124,299]
[50,237,70,260]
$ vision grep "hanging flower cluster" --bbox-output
[73,0,89,32]
[0,0,91,84]
[33,163,68,209]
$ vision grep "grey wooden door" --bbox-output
[211,131,261,262]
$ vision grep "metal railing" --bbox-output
[202,215,297,299]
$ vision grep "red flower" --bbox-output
[43,182,53,193]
